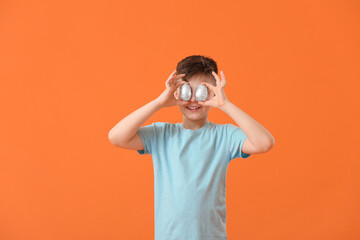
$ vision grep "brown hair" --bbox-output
[176,55,218,85]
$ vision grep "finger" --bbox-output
[198,100,211,107]
[174,89,180,100]
[167,74,184,86]
[167,69,177,81]
[169,75,185,86]
[166,71,177,86]
[220,70,225,79]
[220,70,227,87]
[211,71,221,87]
[176,80,188,88]
[176,99,188,105]
[170,81,186,92]
[173,73,186,81]
[200,82,216,94]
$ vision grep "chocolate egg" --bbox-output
[180,84,192,101]
[195,84,208,102]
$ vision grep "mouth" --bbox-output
[186,106,202,112]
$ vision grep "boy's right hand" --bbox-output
[156,70,189,108]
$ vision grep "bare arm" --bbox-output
[220,101,275,153]
[108,70,188,149]
[108,98,164,148]
[199,70,275,154]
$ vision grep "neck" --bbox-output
[181,117,209,130]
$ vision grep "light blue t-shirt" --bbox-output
[136,121,251,240]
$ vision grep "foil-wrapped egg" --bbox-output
[180,84,192,101]
[195,84,208,102]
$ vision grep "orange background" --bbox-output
[1,0,359,239]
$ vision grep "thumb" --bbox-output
[174,91,178,100]
[198,101,210,107]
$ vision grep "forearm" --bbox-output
[108,98,163,146]
[220,100,275,149]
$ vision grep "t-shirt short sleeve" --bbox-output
[136,123,156,155]
[226,123,251,161]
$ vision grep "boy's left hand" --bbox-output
[198,70,230,109]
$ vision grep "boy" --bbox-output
[108,55,275,240]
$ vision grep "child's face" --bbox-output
[175,74,216,121]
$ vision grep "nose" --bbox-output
[189,88,198,102]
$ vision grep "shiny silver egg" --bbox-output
[180,84,192,101]
[195,84,208,102]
